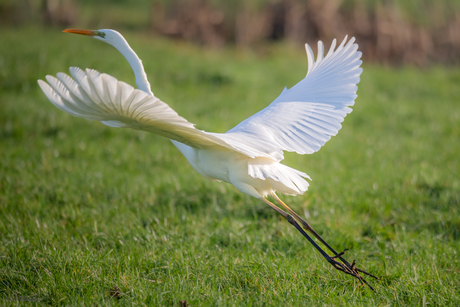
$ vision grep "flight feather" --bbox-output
[221,36,362,161]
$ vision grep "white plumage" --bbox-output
[223,36,362,161]
[38,29,377,288]
[38,31,361,198]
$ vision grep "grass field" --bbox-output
[1,27,459,306]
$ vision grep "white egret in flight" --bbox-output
[38,29,378,290]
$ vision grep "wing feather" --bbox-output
[221,36,362,161]
[39,67,275,159]
[39,35,361,164]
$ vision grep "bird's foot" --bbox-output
[331,248,348,259]
[325,251,378,291]
[284,214,378,290]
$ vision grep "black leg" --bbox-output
[262,197,377,291]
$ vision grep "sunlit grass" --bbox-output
[0,27,459,306]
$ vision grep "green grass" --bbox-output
[1,26,459,306]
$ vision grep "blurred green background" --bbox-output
[1,0,459,306]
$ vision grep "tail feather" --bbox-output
[248,162,311,196]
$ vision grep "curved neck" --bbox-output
[111,38,153,96]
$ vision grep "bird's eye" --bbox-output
[95,31,106,38]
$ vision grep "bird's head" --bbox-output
[63,28,126,47]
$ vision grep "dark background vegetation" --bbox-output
[2,0,460,65]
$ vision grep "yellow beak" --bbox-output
[63,29,97,36]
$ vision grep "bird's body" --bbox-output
[38,29,378,289]
[174,140,309,198]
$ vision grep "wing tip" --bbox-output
[37,78,47,87]
[305,43,314,74]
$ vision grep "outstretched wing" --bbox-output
[39,36,361,163]
[218,36,362,162]
[38,67,270,157]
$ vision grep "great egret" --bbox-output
[38,29,377,290]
